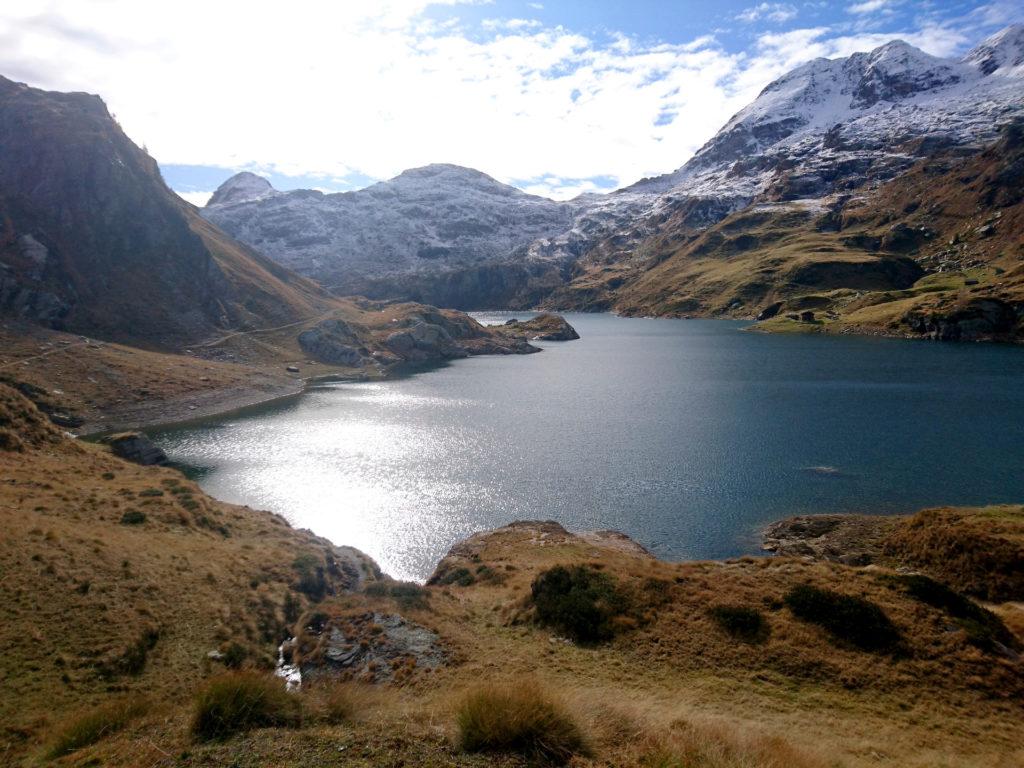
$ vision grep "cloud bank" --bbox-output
[0,1,1015,199]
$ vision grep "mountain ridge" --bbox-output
[199,26,1024,321]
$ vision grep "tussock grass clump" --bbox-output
[784,584,902,652]
[456,682,587,765]
[191,672,301,741]
[531,564,629,643]
[46,696,149,758]
[890,574,1020,652]
[708,604,769,643]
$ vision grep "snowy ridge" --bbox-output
[204,163,580,296]
[202,26,1024,306]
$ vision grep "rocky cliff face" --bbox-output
[0,76,333,348]
[203,164,580,308]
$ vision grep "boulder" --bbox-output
[385,321,467,361]
[297,318,364,367]
[105,432,168,465]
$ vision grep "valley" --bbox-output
[1,15,1023,768]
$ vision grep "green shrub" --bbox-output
[46,696,149,757]
[119,510,146,525]
[191,672,301,741]
[709,605,769,642]
[531,565,629,644]
[890,574,1019,652]
[437,566,475,587]
[456,682,587,765]
[138,488,164,498]
[292,554,329,601]
[784,584,902,652]
[364,580,430,610]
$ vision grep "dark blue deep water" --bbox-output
[152,314,1024,581]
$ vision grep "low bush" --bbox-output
[784,584,902,652]
[708,605,769,643]
[456,682,587,765]
[191,672,301,741]
[436,566,475,587]
[531,564,629,643]
[46,696,149,758]
[364,579,430,610]
[890,574,1019,652]
[119,510,146,525]
[293,554,329,601]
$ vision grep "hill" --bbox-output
[0,75,337,348]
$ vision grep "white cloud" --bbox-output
[848,0,894,15]
[737,4,798,24]
[0,1,1006,200]
[175,190,213,207]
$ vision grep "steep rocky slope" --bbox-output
[0,76,338,348]
[203,164,580,309]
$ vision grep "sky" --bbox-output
[1,1,1020,203]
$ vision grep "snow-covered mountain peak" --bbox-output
[964,23,1024,75]
[207,171,278,207]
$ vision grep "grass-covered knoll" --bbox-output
[888,574,1020,653]
[884,506,1024,601]
[456,682,588,765]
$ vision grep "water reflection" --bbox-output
[153,315,1024,582]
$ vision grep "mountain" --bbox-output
[0,76,333,348]
[203,164,580,309]
[542,25,1024,339]
[200,27,1024,331]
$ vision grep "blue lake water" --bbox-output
[151,314,1024,581]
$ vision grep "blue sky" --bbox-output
[3,1,1020,201]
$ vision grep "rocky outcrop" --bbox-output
[297,612,447,684]
[762,514,901,566]
[499,313,580,341]
[297,318,364,366]
[103,432,168,466]
[904,298,1021,341]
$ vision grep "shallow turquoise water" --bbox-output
[152,314,1024,581]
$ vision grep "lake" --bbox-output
[151,313,1024,582]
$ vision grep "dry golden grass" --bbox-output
[884,506,1024,601]
[455,680,588,764]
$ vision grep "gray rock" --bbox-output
[105,432,168,465]
[297,318,364,366]
[302,612,447,684]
